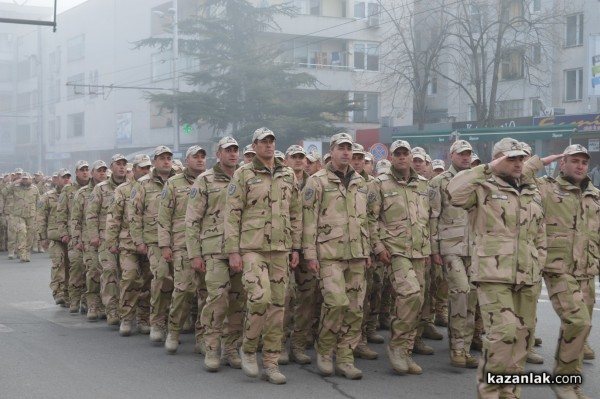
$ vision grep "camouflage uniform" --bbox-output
[303,163,370,366]
[0,182,7,251]
[129,168,175,332]
[429,164,477,363]
[3,182,18,257]
[367,166,431,367]
[38,187,68,302]
[448,163,546,399]
[7,182,39,261]
[87,175,123,320]
[105,179,151,326]
[224,157,302,369]
[525,156,599,377]
[187,163,245,359]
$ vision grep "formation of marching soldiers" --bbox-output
[0,128,598,399]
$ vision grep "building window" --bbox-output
[353,42,379,71]
[354,0,378,18]
[151,52,172,82]
[496,99,524,119]
[500,49,524,80]
[427,76,438,96]
[67,112,84,137]
[532,0,541,12]
[294,0,320,15]
[531,98,544,116]
[67,35,85,62]
[532,44,541,64]
[565,13,583,47]
[564,68,583,101]
[353,93,379,123]
[67,73,85,99]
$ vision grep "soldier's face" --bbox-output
[153,153,173,174]
[243,153,255,164]
[134,165,151,180]
[412,157,427,174]
[560,154,589,183]
[287,153,307,173]
[58,175,71,187]
[218,146,240,168]
[364,160,373,175]
[21,178,31,187]
[253,137,275,160]
[495,155,524,178]
[433,168,443,176]
[186,151,207,174]
[34,175,43,182]
[451,150,472,171]
[330,143,352,169]
[111,160,127,179]
[351,154,365,174]
[92,167,108,183]
[391,148,412,172]
[76,166,90,181]
[305,160,320,175]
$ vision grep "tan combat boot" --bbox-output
[413,337,434,355]
[261,366,286,384]
[450,350,466,368]
[573,385,591,399]
[137,321,151,335]
[366,331,385,344]
[550,384,578,399]
[583,341,595,360]
[464,351,478,368]
[526,348,544,364]
[164,332,179,353]
[119,320,132,337]
[150,323,166,343]
[434,311,448,327]
[316,352,334,376]
[86,307,98,321]
[107,313,120,326]
[354,341,378,360]
[335,363,363,380]
[406,354,423,375]
[69,300,80,314]
[290,345,312,365]
[387,345,409,375]
[422,323,443,340]
[194,339,206,355]
[204,350,221,372]
[223,348,242,369]
[240,348,259,378]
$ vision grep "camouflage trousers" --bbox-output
[119,249,151,323]
[68,244,86,306]
[316,259,366,365]
[416,260,434,339]
[476,282,538,399]
[99,242,120,318]
[168,249,205,336]
[389,256,425,351]
[362,260,384,339]
[49,241,69,302]
[0,215,7,251]
[432,261,448,318]
[7,215,17,255]
[84,246,102,312]
[380,264,394,321]
[545,273,594,376]
[148,245,173,326]
[445,255,477,352]
[13,216,34,259]
[282,269,296,345]
[290,258,318,350]
[201,255,245,352]
[241,251,289,369]
[194,275,208,347]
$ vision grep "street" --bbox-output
[0,253,598,399]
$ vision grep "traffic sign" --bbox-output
[369,143,388,161]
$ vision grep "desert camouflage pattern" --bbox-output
[8,183,39,259]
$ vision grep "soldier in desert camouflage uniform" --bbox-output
[8,172,39,263]
[5,169,24,259]
[523,144,599,399]
[448,138,546,399]
[225,127,301,385]
[303,133,371,380]
[186,136,244,371]
[105,155,152,336]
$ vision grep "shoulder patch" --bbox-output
[89,193,95,202]
[37,200,44,209]
[428,188,436,202]
[130,188,137,199]
[58,194,65,203]
[190,187,198,199]
[304,187,314,201]
[161,189,167,200]
[228,183,237,196]
[368,191,377,204]
[110,196,115,205]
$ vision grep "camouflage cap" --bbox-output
[34,171,43,176]
[75,160,89,170]
[185,145,206,158]
[471,153,480,162]
[450,140,473,154]
[352,142,366,155]
[376,159,391,169]
[563,144,589,158]
[520,142,533,156]
[217,136,239,149]
[323,152,331,162]
[365,152,374,162]
[306,151,321,163]
[92,160,108,170]
[21,172,32,179]
[274,150,285,160]
[330,132,353,147]
[52,171,59,177]
[243,144,255,155]
[14,168,23,174]
[58,168,72,177]
[425,154,432,164]
[432,159,445,170]
[492,138,527,158]
[173,159,184,168]
[133,154,152,167]
[154,145,173,158]
[111,154,128,164]
[390,140,411,153]
[285,145,306,157]
[252,127,275,142]
[411,147,427,161]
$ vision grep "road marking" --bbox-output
[11,301,56,311]
[0,324,14,332]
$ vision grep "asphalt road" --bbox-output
[0,253,598,399]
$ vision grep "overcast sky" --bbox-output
[0,0,88,13]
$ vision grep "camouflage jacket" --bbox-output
[86,176,123,243]
[36,181,48,195]
[158,168,195,250]
[37,187,62,241]
[428,165,473,256]
[55,179,89,239]
[69,181,97,246]
[302,163,369,261]
[447,164,547,285]
[1,182,16,216]
[224,157,301,254]
[367,167,431,259]
[186,163,232,260]
[8,183,39,219]
[105,179,137,252]
[129,168,175,247]
[524,156,599,278]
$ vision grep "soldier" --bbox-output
[130,145,176,342]
[0,174,9,252]
[38,169,71,304]
[364,152,374,176]
[411,147,429,177]
[5,168,24,259]
[161,145,207,353]
[523,144,598,399]
[106,154,152,336]
[375,159,391,176]
[7,172,39,262]
[186,136,244,371]
[323,152,331,165]
[72,160,108,321]
[431,160,445,177]
[87,154,128,325]
[55,160,91,313]
[447,138,546,399]
[471,153,481,167]
[303,133,370,380]
[429,140,478,368]
[368,140,431,376]
[242,144,256,165]
[225,127,301,384]
[126,163,134,181]
[305,151,322,176]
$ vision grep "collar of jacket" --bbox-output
[556,173,599,197]
[390,166,419,184]
[152,167,175,183]
[251,156,286,173]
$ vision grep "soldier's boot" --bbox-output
[434,311,448,327]
[278,346,290,365]
[86,308,98,321]
[119,320,132,337]
[150,323,166,343]
[316,352,334,376]
[261,366,287,385]
[379,313,391,330]
[8,252,14,260]
[464,352,478,368]
[290,344,312,365]
[240,348,259,378]
[526,348,544,364]
[422,323,443,340]
[407,354,423,375]
[335,363,363,380]
[413,338,434,355]
[471,336,483,352]
[573,385,592,399]
[107,312,120,326]
[550,384,579,399]
[450,350,466,368]
[69,300,80,314]
[222,348,242,369]
[387,346,409,375]
[164,332,179,353]
[204,350,221,372]
[583,341,595,360]
[354,341,378,360]
[137,321,151,335]
[194,338,206,355]
[181,316,193,334]
[535,336,543,347]
[366,331,385,344]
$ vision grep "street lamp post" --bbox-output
[172,0,179,153]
